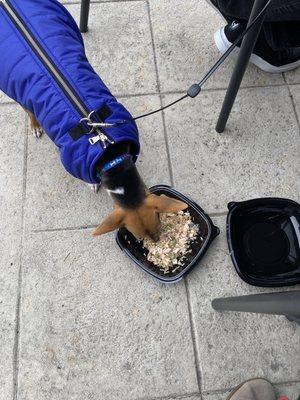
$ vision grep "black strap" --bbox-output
[69,105,112,141]
[69,122,89,140]
[94,104,112,121]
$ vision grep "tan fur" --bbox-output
[26,109,40,130]
[93,193,188,241]
[24,108,43,138]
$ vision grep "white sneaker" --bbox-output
[214,21,300,73]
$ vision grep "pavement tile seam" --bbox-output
[144,7,199,387]
[1,82,298,102]
[202,380,300,396]
[30,213,226,233]
[184,278,204,398]
[287,86,300,133]
[283,72,288,85]
[62,0,144,4]
[13,113,29,400]
[118,79,299,101]
[117,91,160,99]
[145,0,175,186]
[209,212,228,217]
[139,391,201,400]
[107,81,300,101]
[1,83,300,108]
[273,380,300,386]
[145,0,161,93]
[160,105,175,185]
[32,225,98,234]
[0,100,16,106]
[2,81,297,106]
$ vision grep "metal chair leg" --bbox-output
[80,0,91,33]
[212,291,300,325]
[215,0,269,133]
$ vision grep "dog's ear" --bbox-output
[93,208,125,236]
[145,194,188,213]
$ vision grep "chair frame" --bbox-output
[80,0,91,33]
[216,0,270,132]
[80,0,270,132]
[212,291,300,325]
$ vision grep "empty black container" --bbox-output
[227,198,300,287]
[116,185,220,283]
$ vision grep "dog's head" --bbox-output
[93,193,187,241]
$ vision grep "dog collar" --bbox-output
[102,154,131,172]
[95,154,132,181]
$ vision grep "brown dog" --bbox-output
[91,143,188,241]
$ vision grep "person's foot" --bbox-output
[214,21,300,73]
[227,378,276,400]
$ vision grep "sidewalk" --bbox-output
[0,1,299,399]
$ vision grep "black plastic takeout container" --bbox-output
[227,198,300,287]
[116,185,220,283]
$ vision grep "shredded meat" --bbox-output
[143,211,199,274]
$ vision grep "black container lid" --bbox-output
[227,198,300,287]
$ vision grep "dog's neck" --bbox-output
[100,155,146,209]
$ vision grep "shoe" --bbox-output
[214,21,300,73]
[227,378,276,400]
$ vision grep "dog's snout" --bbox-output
[149,232,160,242]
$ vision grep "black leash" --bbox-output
[115,0,272,125]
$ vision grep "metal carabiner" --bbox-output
[80,110,118,134]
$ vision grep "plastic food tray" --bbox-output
[116,185,220,283]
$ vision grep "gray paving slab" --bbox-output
[148,0,284,93]
[276,383,300,399]
[0,105,26,400]
[186,215,300,393]
[203,381,300,400]
[62,0,128,3]
[24,95,170,231]
[162,396,201,400]
[203,391,229,400]
[0,91,13,104]
[285,69,300,85]
[289,85,300,119]
[18,229,198,400]
[163,86,300,214]
[65,2,157,96]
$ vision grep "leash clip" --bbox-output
[80,110,117,134]
[80,110,115,147]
